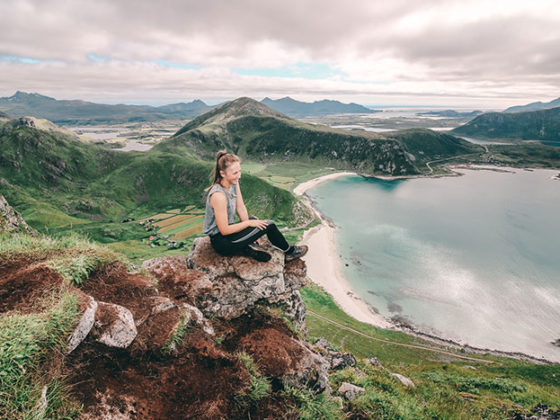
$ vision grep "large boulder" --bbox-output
[141,255,213,301]
[92,302,137,348]
[391,373,415,388]
[338,382,365,400]
[331,353,357,370]
[185,236,307,320]
[67,295,98,354]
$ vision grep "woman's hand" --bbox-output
[247,219,269,230]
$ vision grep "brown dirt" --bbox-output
[130,307,181,354]
[1,251,312,419]
[0,260,64,313]
[237,327,305,377]
[219,310,305,378]
[62,260,257,419]
[79,262,157,321]
[66,331,251,419]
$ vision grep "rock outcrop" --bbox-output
[184,236,307,327]
[91,302,138,348]
[41,235,324,418]
[338,382,365,400]
[0,194,36,235]
[314,337,357,370]
[392,373,416,388]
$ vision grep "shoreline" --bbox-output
[294,170,558,365]
[295,172,395,330]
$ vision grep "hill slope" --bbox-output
[452,107,560,142]
[1,231,559,420]
[0,91,213,124]
[159,97,483,177]
[0,116,302,246]
[261,96,377,117]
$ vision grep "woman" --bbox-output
[203,150,308,262]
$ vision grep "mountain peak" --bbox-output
[10,91,55,101]
[172,97,287,138]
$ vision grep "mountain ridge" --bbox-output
[0,91,213,124]
[504,97,560,113]
[261,96,377,117]
[452,107,560,141]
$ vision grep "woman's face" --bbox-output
[221,161,241,185]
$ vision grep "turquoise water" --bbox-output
[307,168,560,361]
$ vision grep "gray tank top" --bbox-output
[203,183,237,236]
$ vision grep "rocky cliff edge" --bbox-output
[1,235,330,419]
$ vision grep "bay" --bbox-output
[307,167,560,361]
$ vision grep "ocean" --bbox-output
[307,167,560,362]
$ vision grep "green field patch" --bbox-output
[170,222,204,240]
[155,214,200,229]
[158,215,204,234]
[107,239,188,263]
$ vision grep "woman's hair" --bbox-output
[206,150,241,191]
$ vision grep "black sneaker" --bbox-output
[244,245,272,262]
[285,245,308,262]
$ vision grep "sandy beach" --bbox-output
[294,172,395,329]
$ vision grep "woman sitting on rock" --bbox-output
[203,150,308,262]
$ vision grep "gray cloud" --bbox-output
[0,0,558,107]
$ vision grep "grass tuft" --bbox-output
[283,385,343,420]
[0,292,80,419]
[235,352,271,409]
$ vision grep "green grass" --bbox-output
[0,291,81,419]
[47,253,108,285]
[162,312,190,355]
[301,283,560,419]
[235,352,272,409]
[0,232,111,260]
[0,232,126,287]
[282,385,344,420]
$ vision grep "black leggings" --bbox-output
[210,219,290,256]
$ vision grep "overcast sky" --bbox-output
[1,0,559,109]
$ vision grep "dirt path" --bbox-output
[425,152,484,174]
[307,310,495,364]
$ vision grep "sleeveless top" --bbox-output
[203,183,237,236]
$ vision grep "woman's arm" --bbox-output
[210,192,267,236]
[236,182,249,222]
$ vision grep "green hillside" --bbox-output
[0,117,301,261]
[452,107,560,142]
[158,98,483,177]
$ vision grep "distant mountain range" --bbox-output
[452,107,560,141]
[0,91,213,124]
[260,96,377,117]
[0,92,379,124]
[504,97,560,113]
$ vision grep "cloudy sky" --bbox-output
[1,0,559,109]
